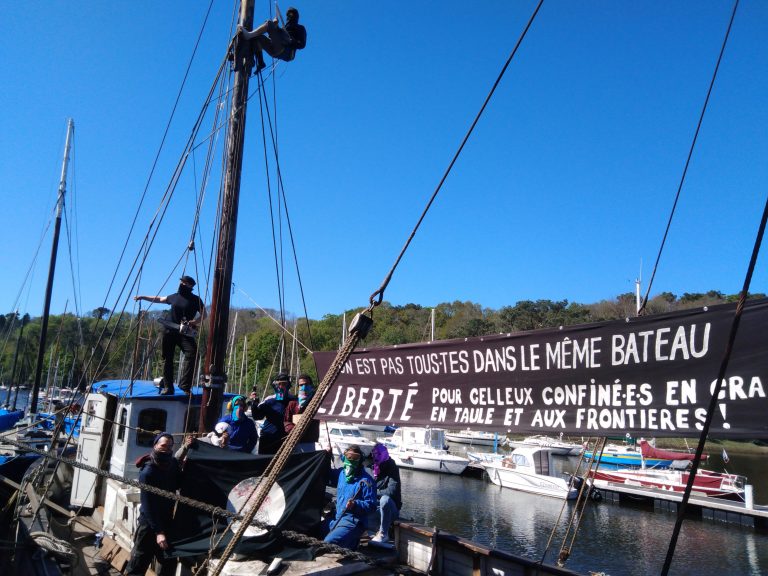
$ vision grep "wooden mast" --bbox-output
[30,118,74,415]
[199,0,255,432]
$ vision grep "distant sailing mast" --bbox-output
[29,118,74,415]
[199,0,255,432]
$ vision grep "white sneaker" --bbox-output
[370,531,386,543]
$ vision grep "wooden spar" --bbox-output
[199,0,255,433]
[30,118,74,415]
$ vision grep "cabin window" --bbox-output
[136,408,167,447]
[116,407,128,444]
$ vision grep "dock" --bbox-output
[590,479,768,531]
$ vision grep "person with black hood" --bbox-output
[252,373,294,454]
[134,275,205,395]
[239,6,307,73]
[126,432,189,576]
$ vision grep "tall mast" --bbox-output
[200,0,255,432]
[30,118,74,414]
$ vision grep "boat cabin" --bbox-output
[70,380,232,551]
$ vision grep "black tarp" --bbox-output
[314,299,768,438]
[170,443,329,558]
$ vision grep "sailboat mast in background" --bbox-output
[29,118,74,415]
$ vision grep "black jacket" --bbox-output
[374,458,402,510]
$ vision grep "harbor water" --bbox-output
[398,441,768,576]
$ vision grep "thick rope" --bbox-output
[201,312,372,576]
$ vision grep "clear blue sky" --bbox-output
[2,1,767,323]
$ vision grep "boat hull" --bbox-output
[483,462,577,499]
[391,450,469,475]
[589,468,745,500]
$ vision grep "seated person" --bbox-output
[324,445,377,550]
[370,443,402,544]
[203,421,232,448]
[217,395,258,453]
[239,6,307,72]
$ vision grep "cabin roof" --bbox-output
[90,379,236,402]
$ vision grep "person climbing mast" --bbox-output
[238,6,307,73]
[134,275,205,395]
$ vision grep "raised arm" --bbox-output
[134,295,168,304]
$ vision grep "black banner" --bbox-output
[314,299,768,439]
[170,443,330,557]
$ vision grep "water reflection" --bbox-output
[397,447,768,576]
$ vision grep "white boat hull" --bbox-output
[484,462,577,499]
[391,449,469,475]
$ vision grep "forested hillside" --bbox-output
[0,290,761,395]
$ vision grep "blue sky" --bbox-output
[1,1,767,323]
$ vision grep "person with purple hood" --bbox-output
[369,442,402,544]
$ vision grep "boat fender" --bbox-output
[589,488,603,502]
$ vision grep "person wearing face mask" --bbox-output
[369,443,401,545]
[323,444,377,550]
[284,374,320,452]
[238,6,307,73]
[134,275,205,395]
[218,395,258,453]
[126,433,184,576]
[252,373,295,454]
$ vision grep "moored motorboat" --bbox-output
[587,466,745,500]
[507,434,581,456]
[482,446,578,499]
[584,439,706,467]
[319,421,376,457]
[379,426,470,475]
[445,429,502,447]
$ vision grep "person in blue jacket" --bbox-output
[126,433,184,576]
[217,395,258,453]
[324,444,377,550]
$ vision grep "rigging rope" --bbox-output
[660,186,768,573]
[639,0,740,314]
[369,0,545,308]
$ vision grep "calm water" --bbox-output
[396,442,768,576]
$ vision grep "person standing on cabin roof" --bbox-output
[252,373,295,454]
[284,373,320,452]
[134,275,205,395]
[369,443,402,544]
[324,444,377,550]
[126,433,191,576]
[238,6,307,73]
[217,395,258,453]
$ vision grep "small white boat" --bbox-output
[445,429,501,447]
[482,447,578,499]
[507,434,581,456]
[379,427,469,475]
[319,421,376,457]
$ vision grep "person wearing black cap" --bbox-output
[126,433,186,576]
[324,444,377,550]
[135,275,205,395]
[251,373,295,454]
[238,6,307,73]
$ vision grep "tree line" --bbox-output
[0,290,762,396]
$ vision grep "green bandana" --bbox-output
[342,457,360,481]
